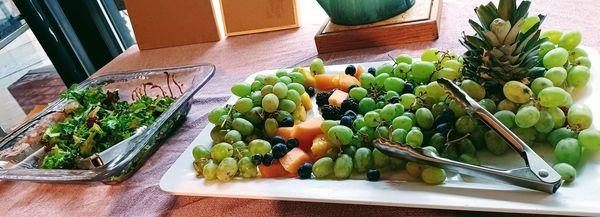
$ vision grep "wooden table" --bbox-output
[2,0,599,216]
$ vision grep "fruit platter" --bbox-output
[161,0,600,215]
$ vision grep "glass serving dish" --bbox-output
[0,64,215,184]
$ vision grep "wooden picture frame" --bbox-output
[219,0,299,36]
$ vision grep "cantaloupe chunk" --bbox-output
[276,127,294,140]
[298,68,316,88]
[328,89,349,107]
[354,65,366,80]
[311,134,336,159]
[279,148,311,176]
[301,92,312,111]
[338,74,360,92]
[315,74,340,91]
[292,118,324,152]
[259,160,289,178]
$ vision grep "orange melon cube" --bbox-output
[259,160,289,178]
[338,74,360,92]
[328,89,349,107]
[279,148,311,176]
[292,118,324,152]
[276,127,294,140]
[315,74,340,91]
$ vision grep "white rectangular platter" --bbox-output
[161,47,600,216]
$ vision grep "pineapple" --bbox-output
[460,0,547,99]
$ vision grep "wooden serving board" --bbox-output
[314,0,442,53]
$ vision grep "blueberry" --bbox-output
[286,138,299,150]
[280,117,294,127]
[297,163,313,179]
[343,110,357,119]
[367,67,376,75]
[271,136,286,145]
[367,168,380,181]
[435,122,451,133]
[345,65,356,76]
[388,96,400,104]
[402,82,414,94]
[251,154,263,165]
[306,86,316,97]
[262,153,274,166]
[340,116,353,128]
[435,108,457,125]
[272,143,288,159]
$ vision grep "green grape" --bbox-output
[578,129,600,151]
[260,84,273,96]
[210,126,229,143]
[321,120,340,134]
[376,63,394,76]
[254,74,266,83]
[202,160,218,180]
[359,97,377,115]
[555,138,581,165]
[334,154,353,179]
[573,56,592,68]
[449,100,466,117]
[262,93,279,113]
[372,148,390,169]
[310,58,325,75]
[421,48,440,62]
[248,139,271,155]
[289,72,306,85]
[287,89,301,105]
[521,16,540,33]
[530,77,553,96]
[392,116,413,131]
[278,99,296,113]
[406,129,423,148]
[558,31,582,51]
[360,73,375,88]
[460,80,486,101]
[287,83,305,95]
[455,115,477,134]
[535,111,555,133]
[497,99,518,112]
[512,127,537,146]
[538,87,570,107]
[275,70,288,77]
[275,110,292,123]
[548,127,576,147]
[421,167,446,185]
[485,130,509,155]
[546,107,566,128]
[568,47,588,62]
[232,118,254,136]
[251,80,264,91]
[567,65,590,88]
[414,85,427,96]
[193,146,211,160]
[567,104,593,129]
[426,81,445,99]
[389,157,407,170]
[541,29,563,44]
[415,108,434,129]
[394,103,406,117]
[553,163,576,183]
[378,104,396,123]
[409,61,435,83]
[238,157,258,178]
[264,118,278,138]
[393,62,411,78]
[357,126,375,144]
[392,128,408,144]
[435,67,460,80]
[543,47,569,69]
[376,101,386,109]
[395,54,413,64]
[406,162,422,178]
[364,111,382,127]
[544,67,567,87]
[279,76,292,85]
[459,154,480,165]
[349,87,368,100]
[250,91,263,105]
[539,41,556,57]
[312,157,334,179]
[374,73,390,87]
[211,143,233,162]
[384,91,400,102]
[384,77,405,92]
[431,102,448,117]
[272,82,288,99]
[216,157,238,181]
[503,81,532,103]
[478,99,497,113]
[429,133,445,151]
[469,125,487,150]
[402,112,417,123]
[515,106,540,128]
[264,75,279,85]
[234,98,253,113]
[441,59,462,71]
[208,107,228,125]
[231,82,251,97]
[494,110,516,129]
[327,125,354,145]
[354,148,373,173]
[400,94,417,110]
[342,145,357,157]
[458,138,476,155]
[224,130,242,144]
[353,117,366,131]
[232,141,249,158]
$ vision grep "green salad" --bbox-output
[40,85,175,169]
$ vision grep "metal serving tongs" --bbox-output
[374,78,562,193]
[76,126,147,169]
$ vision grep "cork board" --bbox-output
[220,0,299,36]
[125,0,221,50]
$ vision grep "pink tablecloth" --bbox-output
[2,0,599,216]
